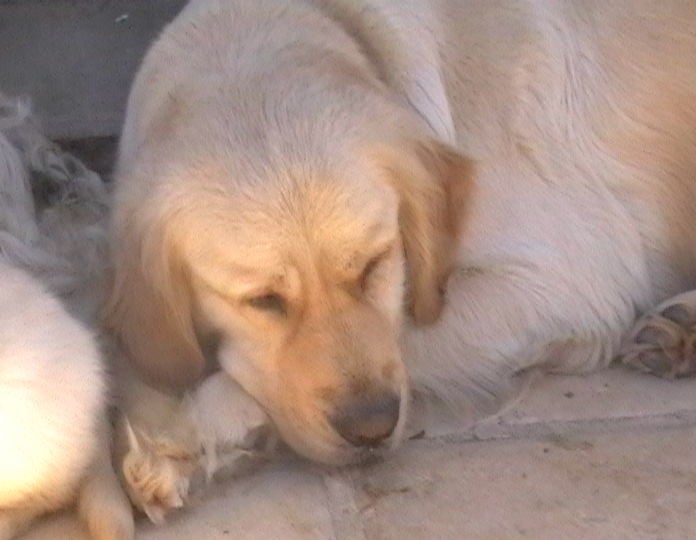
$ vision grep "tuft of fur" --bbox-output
[0,93,133,539]
[0,94,110,322]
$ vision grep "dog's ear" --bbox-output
[378,139,474,325]
[104,197,205,390]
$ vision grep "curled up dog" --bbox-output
[105,0,696,523]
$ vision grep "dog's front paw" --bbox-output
[116,371,273,524]
[191,372,274,480]
[620,291,696,378]
[120,419,201,525]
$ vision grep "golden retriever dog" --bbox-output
[106,0,696,520]
[0,95,133,539]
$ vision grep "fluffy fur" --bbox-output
[0,95,133,539]
[105,0,696,519]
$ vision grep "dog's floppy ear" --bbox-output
[378,139,474,325]
[104,197,205,391]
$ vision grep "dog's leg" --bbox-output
[189,371,273,481]
[402,271,540,423]
[115,368,270,524]
[77,417,134,540]
[0,507,41,540]
[619,291,696,378]
[114,369,201,525]
[402,266,632,425]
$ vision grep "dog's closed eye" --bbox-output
[245,292,287,316]
[359,256,381,292]
[359,247,392,292]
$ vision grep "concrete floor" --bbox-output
[20,367,696,539]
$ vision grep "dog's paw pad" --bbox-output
[620,293,696,378]
[122,450,195,524]
[120,421,200,525]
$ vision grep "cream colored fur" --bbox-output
[106,0,696,520]
[0,95,133,539]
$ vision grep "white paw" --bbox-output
[191,372,274,480]
[620,290,696,378]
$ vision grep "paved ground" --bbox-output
[21,366,696,539]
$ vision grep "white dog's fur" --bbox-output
[0,95,133,539]
[104,0,696,522]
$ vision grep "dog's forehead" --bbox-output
[237,156,398,240]
[181,160,399,287]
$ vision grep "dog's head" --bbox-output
[106,59,473,465]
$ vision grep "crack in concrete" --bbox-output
[322,470,368,540]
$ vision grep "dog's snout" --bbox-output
[331,393,400,448]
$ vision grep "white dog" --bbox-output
[0,95,133,539]
[105,0,696,522]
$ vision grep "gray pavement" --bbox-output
[21,367,696,539]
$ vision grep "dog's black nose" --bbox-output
[331,394,400,448]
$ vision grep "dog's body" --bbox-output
[0,261,104,537]
[107,0,696,518]
[398,0,696,406]
[0,96,133,539]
